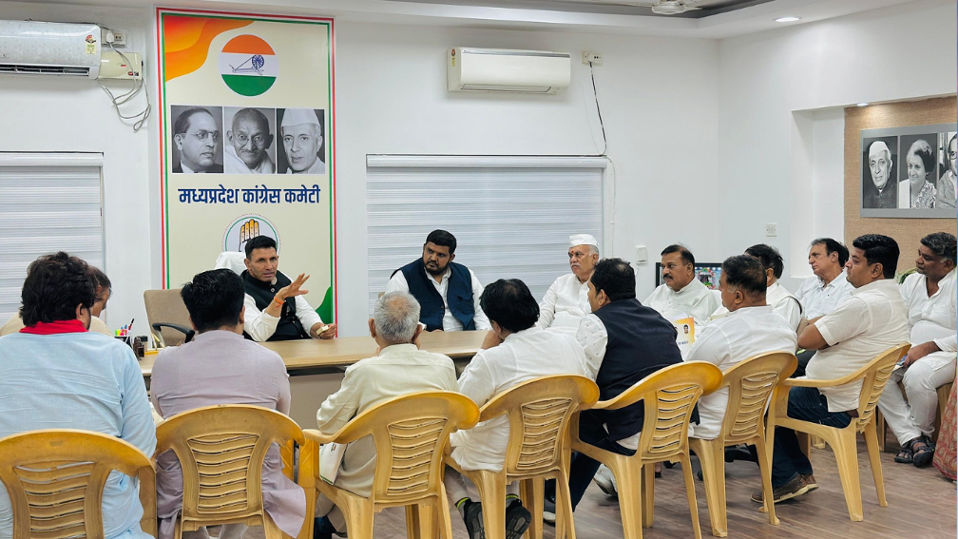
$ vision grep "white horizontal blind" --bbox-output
[0,153,104,324]
[367,155,604,315]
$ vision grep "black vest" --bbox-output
[241,270,309,341]
[395,259,475,331]
[586,298,683,441]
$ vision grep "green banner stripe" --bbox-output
[221,74,276,96]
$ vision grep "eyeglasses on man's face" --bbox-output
[186,130,220,142]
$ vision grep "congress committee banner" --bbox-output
[157,8,336,321]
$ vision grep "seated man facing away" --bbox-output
[537,233,600,331]
[0,252,155,538]
[386,229,491,332]
[0,264,113,336]
[313,292,458,538]
[879,232,957,467]
[241,235,337,341]
[759,234,909,504]
[686,255,797,439]
[445,278,590,539]
[644,243,721,336]
[150,269,305,539]
[544,258,683,519]
[744,244,802,332]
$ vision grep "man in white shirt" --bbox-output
[537,233,599,331]
[795,238,853,319]
[759,234,909,505]
[878,232,957,467]
[313,291,457,539]
[793,238,854,375]
[644,244,720,329]
[386,229,491,331]
[687,255,797,440]
[445,279,589,539]
[240,235,337,341]
[744,244,802,331]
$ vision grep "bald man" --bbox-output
[280,108,325,175]
[864,140,897,208]
[225,108,275,174]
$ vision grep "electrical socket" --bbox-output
[582,51,603,65]
[765,222,778,237]
[106,30,127,46]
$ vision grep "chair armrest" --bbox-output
[303,428,336,445]
[782,373,861,389]
[151,322,196,343]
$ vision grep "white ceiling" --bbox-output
[21,0,926,38]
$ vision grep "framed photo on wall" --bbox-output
[860,123,957,218]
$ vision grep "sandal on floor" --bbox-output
[894,441,914,464]
[912,436,935,468]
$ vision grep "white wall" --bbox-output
[717,0,956,290]
[0,2,154,331]
[334,22,721,333]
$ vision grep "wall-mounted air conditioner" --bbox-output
[0,20,101,78]
[447,47,571,94]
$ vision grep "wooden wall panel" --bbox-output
[844,96,957,273]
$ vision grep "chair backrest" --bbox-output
[215,251,248,275]
[155,404,304,529]
[601,362,722,462]
[855,343,911,431]
[0,429,156,539]
[330,391,479,505]
[143,288,192,347]
[718,352,797,444]
[477,375,599,478]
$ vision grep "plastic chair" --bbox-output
[143,288,194,347]
[571,361,723,539]
[688,352,797,537]
[766,343,910,521]
[155,404,313,539]
[0,429,156,539]
[304,391,480,539]
[446,375,600,539]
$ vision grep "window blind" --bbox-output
[0,153,104,324]
[366,155,605,314]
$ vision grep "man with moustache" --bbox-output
[172,107,223,173]
[793,238,854,375]
[224,108,275,174]
[386,229,491,331]
[538,234,600,331]
[644,244,720,327]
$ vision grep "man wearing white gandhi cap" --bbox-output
[280,108,325,175]
[537,234,599,330]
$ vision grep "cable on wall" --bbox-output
[98,34,151,132]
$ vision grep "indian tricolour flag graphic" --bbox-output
[219,34,278,96]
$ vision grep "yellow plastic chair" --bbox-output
[446,374,600,539]
[0,429,156,539]
[304,391,480,539]
[571,361,723,539]
[688,352,797,537]
[155,404,312,539]
[766,343,910,521]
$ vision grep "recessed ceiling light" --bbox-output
[857,102,869,107]
[775,16,801,23]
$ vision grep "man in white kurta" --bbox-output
[712,244,803,332]
[878,232,957,467]
[644,244,721,329]
[795,238,854,320]
[446,278,589,538]
[538,233,599,331]
[687,256,797,439]
[313,292,457,536]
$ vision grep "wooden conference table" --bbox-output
[139,329,487,377]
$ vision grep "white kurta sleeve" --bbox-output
[470,270,492,330]
[774,297,803,332]
[537,278,560,328]
[243,292,280,342]
[576,314,608,380]
[934,334,958,353]
[385,271,409,294]
[294,295,323,335]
